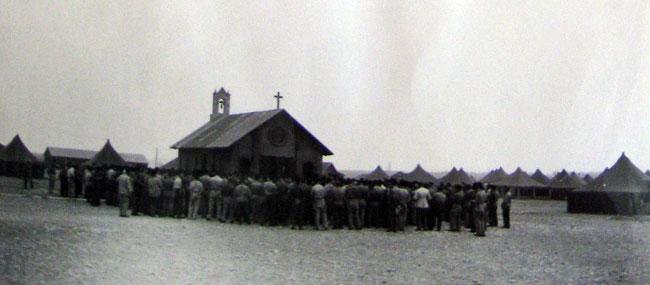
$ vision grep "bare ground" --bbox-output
[0,183,649,284]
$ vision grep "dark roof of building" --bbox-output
[439,167,475,185]
[45,146,148,166]
[495,167,545,188]
[480,167,508,184]
[161,157,179,170]
[531,169,551,185]
[170,109,332,155]
[86,140,128,167]
[358,166,389,181]
[578,153,649,193]
[0,135,37,163]
[401,164,437,183]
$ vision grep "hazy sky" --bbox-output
[1,1,649,173]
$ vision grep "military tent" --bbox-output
[550,169,569,184]
[531,169,551,185]
[583,174,594,184]
[401,164,437,184]
[44,146,148,169]
[480,167,508,184]
[390,171,406,181]
[567,153,649,215]
[494,167,546,198]
[548,173,586,200]
[84,140,128,168]
[321,162,343,179]
[358,166,389,181]
[0,135,42,178]
[439,167,475,185]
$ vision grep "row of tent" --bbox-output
[0,134,148,178]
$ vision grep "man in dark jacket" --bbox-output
[474,183,487,237]
[502,188,512,228]
[59,165,68,197]
[487,185,499,227]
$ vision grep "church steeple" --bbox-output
[211,87,230,120]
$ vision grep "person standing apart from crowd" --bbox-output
[413,185,431,231]
[502,188,512,229]
[188,175,203,220]
[117,170,132,217]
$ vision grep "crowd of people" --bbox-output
[48,166,513,236]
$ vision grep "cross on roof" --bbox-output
[274,92,283,109]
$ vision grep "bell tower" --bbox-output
[211,87,230,120]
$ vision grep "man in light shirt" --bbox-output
[413,185,431,231]
[311,182,328,230]
[187,174,203,220]
[117,170,132,217]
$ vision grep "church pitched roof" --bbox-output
[171,109,332,155]
[0,135,37,163]
[401,164,437,183]
[531,169,551,185]
[578,153,649,193]
[86,140,128,167]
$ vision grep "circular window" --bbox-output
[267,127,288,147]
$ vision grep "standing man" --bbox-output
[74,166,83,198]
[162,172,176,217]
[413,185,431,231]
[67,166,75,199]
[449,185,463,232]
[487,185,499,227]
[147,170,163,217]
[83,167,92,202]
[288,180,304,230]
[502,188,512,229]
[117,170,132,217]
[59,164,68,197]
[172,173,186,218]
[233,178,252,224]
[474,183,487,237]
[187,174,203,220]
[22,162,33,189]
[47,166,56,195]
[311,181,328,230]
[346,183,361,230]
[331,182,346,229]
[89,168,102,207]
[131,169,147,216]
[262,178,277,226]
[207,174,223,221]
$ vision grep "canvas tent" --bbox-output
[531,169,551,185]
[44,146,148,169]
[439,167,475,185]
[390,171,406,181]
[400,164,437,184]
[583,174,594,184]
[321,162,343,179]
[550,170,569,184]
[494,167,546,198]
[0,134,43,178]
[358,166,389,181]
[548,173,586,200]
[567,153,649,215]
[84,140,128,168]
[480,167,508,184]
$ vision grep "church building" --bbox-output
[170,88,333,179]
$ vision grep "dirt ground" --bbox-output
[0,180,649,284]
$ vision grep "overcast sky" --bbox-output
[1,1,649,174]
